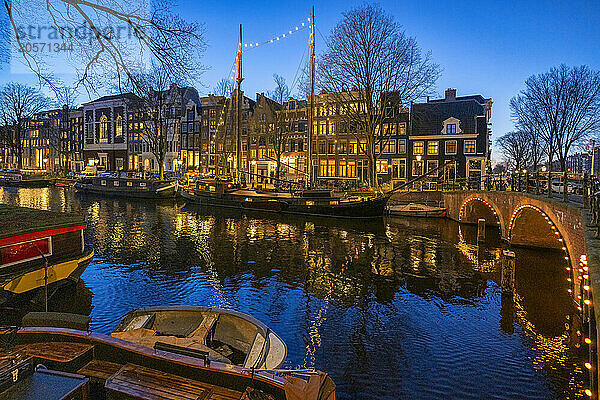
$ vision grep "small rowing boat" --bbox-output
[112,306,287,370]
[387,203,447,218]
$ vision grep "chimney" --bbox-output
[426,96,430,102]
[445,88,457,101]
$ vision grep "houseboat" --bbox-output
[182,180,390,219]
[0,313,335,400]
[74,174,178,199]
[112,306,287,370]
[0,205,94,304]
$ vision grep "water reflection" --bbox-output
[0,187,588,399]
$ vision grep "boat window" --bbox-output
[140,182,146,187]
[127,182,132,187]
[114,181,119,186]
[101,180,106,186]
[306,200,314,206]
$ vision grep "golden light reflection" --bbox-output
[512,293,587,396]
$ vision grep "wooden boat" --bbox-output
[112,306,287,370]
[0,171,53,188]
[74,175,178,199]
[182,180,389,219]
[0,313,335,400]
[0,205,94,304]
[387,203,447,218]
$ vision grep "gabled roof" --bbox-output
[411,98,487,135]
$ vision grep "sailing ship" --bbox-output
[74,174,178,199]
[181,9,390,219]
[0,312,335,400]
[0,205,94,304]
[112,306,287,370]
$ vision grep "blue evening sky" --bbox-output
[1,1,599,161]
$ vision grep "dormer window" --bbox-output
[441,117,462,134]
[289,101,296,110]
[385,106,394,117]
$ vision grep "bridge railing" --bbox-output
[396,170,586,205]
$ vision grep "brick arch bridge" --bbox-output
[443,191,587,278]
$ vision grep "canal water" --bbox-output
[0,187,588,399]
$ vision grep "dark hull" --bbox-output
[182,190,389,219]
[0,178,53,188]
[74,182,178,199]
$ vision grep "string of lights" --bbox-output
[243,17,311,50]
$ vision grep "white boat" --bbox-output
[112,306,287,370]
[387,203,447,218]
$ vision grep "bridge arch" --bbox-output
[458,196,504,236]
[507,204,575,295]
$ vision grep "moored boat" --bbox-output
[112,306,287,370]
[74,174,178,199]
[182,180,389,219]
[0,313,335,400]
[0,170,53,188]
[387,203,447,218]
[0,205,94,304]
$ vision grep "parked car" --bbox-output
[570,182,583,195]
[551,182,566,193]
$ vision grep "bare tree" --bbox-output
[4,0,206,93]
[319,4,440,188]
[511,64,600,200]
[213,78,233,98]
[0,83,49,169]
[497,131,531,171]
[248,94,289,186]
[128,64,181,180]
[47,85,79,173]
[268,74,290,104]
[214,95,235,175]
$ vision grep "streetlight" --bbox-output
[416,155,422,162]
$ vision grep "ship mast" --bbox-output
[236,24,244,183]
[308,6,315,188]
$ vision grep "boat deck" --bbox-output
[1,340,250,400]
[15,341,93,363]
[106,363,243,400]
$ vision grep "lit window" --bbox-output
[99,115,108,143]
[376,159,389,173]
[413,141,424,155]
[427,141,439,155]
[115,116,123,138]
[464,140,476,154]
[383,139,396,154]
